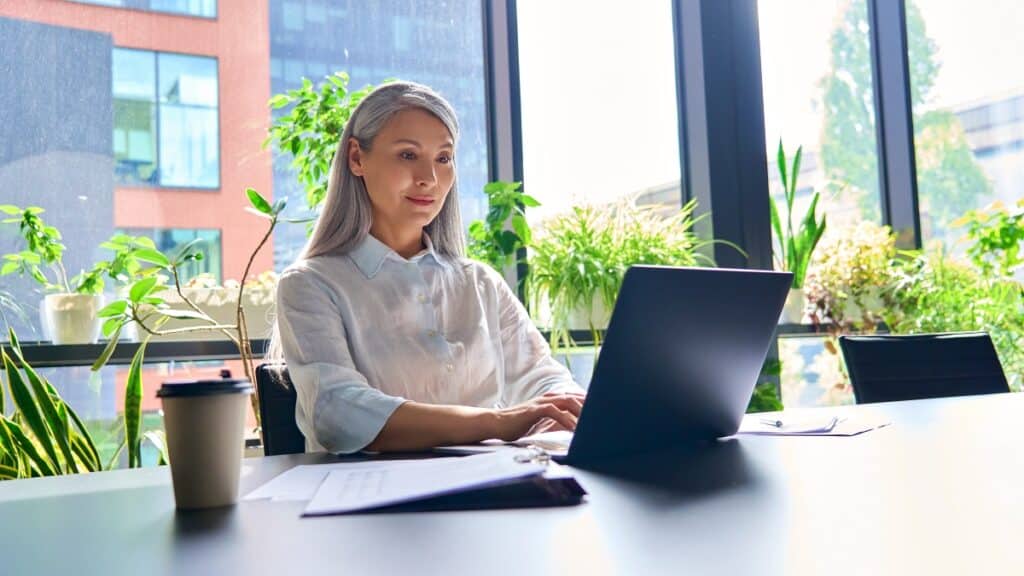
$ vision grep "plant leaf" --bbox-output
[125,340,148,469]
[247,188,273,215]
[144,430,169,466]
[129,277,158,303]
[97,300,128,318]
[9,347,78,474]
[134,248,170,267]
[2,350,60,473]
[93,323,122,371]
[5,419,56,476]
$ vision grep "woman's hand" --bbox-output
[490,391,586,441]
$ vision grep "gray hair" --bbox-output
[267,81,464,365]
[301,81,465,260]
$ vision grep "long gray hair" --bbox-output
[301,81,465,259]
[267,81,464,364]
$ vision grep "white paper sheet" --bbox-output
[737,413,891,436]
[303,451,547,516]
[243,458,455,502]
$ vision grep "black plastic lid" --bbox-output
[157,378,253,398]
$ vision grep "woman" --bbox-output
[275,81,584,454]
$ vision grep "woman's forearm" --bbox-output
[364,401,498,452]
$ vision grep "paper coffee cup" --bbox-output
[157,377,253,510]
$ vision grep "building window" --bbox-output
[113,48,220,188]
[119,228,222,283]
[69,0,217,19]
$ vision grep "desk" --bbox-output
[2,393,1022,576]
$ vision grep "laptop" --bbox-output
[438,265,793,467]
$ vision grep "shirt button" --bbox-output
[445,362,455,372]
[417,293,428,303]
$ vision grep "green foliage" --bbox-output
[953,199,1024,278]
[466,181,539,273]
[94,188,293,466]
[528,199,725,351]
[265,72,377,212]
[770,141,826,288]
[747,359,784,413]
[804,222,898,331]
[883,248,1024,389]
[819,0,991,230]
[1,205,75,293]
[1,329,103,479]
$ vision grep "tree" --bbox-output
[819,0,991,236]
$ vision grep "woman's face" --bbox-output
[348,108,456,237]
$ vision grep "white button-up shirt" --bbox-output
[275,233,582,454]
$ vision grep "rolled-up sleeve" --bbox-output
[491,269,584,406]
[276,269,407,453]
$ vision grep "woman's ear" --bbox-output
[347,138,365,176]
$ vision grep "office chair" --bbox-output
[838,332,1010,404]
[255,364,306,456]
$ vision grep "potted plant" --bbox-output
[91,188,302,467]
[803,221,897,334]
[150,271,278,343]
[770,141,827,323]
[528,197,723,354]
[1,205,113,344]
[466,180,539,285]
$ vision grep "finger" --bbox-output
[538,395,584,417]
[540,404,577,431]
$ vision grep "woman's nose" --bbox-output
[416,162,437,187]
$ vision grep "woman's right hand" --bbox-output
[489,392,585,441]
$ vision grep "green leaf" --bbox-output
[2,350,60,473]
[0,204,21,215]
[125,340,148,469]
[519,194,541,208]
[134,248,170,267]
[70,434,100,472]
[247,188,273,215]
[0,262,17,275]
[10,347,78,474]
[98,300,128,318]
[144,430,169,466]
[776,140,788,203]
[94,323,123,371]
[790,146,803,200]
[66,400,101,470]
[129,277,158,303]
[4,416,56,476]
[268,94,290,108]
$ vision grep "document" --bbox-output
[737,412,890,436]
[303,451,550,516]
[244,458,455,502]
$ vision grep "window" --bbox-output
[268,1,489,271]
[517,0,681,223]
[759,0,885,408]
[759,0,883,231]
[70,0,216,19]
[119,228,223,283]
[113,48,219,188]
[906,0,1024,248]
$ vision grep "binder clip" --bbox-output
[513,445,551,466]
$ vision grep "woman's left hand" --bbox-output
[527,391,586,435]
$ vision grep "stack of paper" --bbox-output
[737,413,890,436]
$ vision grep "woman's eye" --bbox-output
[400,151,416,160]
[437,155,452,164]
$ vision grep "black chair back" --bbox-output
[255,364,306,456]
[839,332,1010,404]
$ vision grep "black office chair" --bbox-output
[838,332,1010,404]
[255,364,306,456]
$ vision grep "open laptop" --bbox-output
[438,265,793,467]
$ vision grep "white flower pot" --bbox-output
[152,287,275,342]
[779,288,806,324]
[565,297,612,331]
[43,293,103,345]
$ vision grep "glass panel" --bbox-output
[112,48,155,101]
[118,228,222,283]
[268,0,489,270]
[114,100,158,184]
[907,0,1024,250]
[157,53,218,107]
[778,336,854,409]
[72,0,216,18]
[759,0,883,233]
[158,105,219,188]
[517,0,681,223]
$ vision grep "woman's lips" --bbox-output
[406,196,435,206]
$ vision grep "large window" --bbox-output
[267,0,489,270]
[907,0,1024,248]
[113,48,219,188]
[517,0,681,223]
[70,0,216,19]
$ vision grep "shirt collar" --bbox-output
[349,232,451,279]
